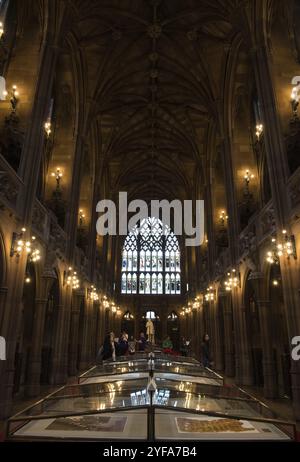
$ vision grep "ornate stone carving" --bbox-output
[187,28,198,41]
[289,175,300,208]
[260,205,276,237]
[32,200,49,238]
[49,216,67,256]
[239,229,257,256]
[42,250,58,280]
[112,29,122,41]
[147,23,162,39]
[148,52,159,62]
[0,171,19,207]
[0,112,24,171]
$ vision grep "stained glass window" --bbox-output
[121,217,181,295]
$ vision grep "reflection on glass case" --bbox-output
[6,355,296,441]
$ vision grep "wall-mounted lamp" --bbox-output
[244,170,254,186]
[44,120,52,137]
[103,296,110,309]
[205,286,214,301]
[291,83,300,118]
[192,299,200,310]
[3,85,19,113]
[10,228,41,261]
[219,210,228,227]
[79,209,85,227]
[25,275,31,284]
[30,238,41,262]
[255,124,263,139]
[244,169,254,196]
[123,311,134,319]
[224,269,240,291]
[89,285,99,301]
[51,167,63,190]
[65,267,80,290]
[272,279,279,287]
[0,22,4,40]
[266,230,297,264]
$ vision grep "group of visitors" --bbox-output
[161,335,191,356]
[97,331,147,362]
[162,333,212,366]
[98,330,213,367]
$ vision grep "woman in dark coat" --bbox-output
[102,332,116,361]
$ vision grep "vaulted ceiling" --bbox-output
[68,0,239,201]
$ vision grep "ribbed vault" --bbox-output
[68,0,236,201]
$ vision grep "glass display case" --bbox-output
[78,355,223,386]
[7,374,296,441]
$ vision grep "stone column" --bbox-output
[0,252,29,418]
[214,294,225,372]
[95,302,103,353]
[250,35,300,418]
[78,298,92,371]
[248,272,278,398]
[25,270,56,397]
[68,289,85,376]
[17,5,66,223]
[220,292,235,377]
[0,287,8,331]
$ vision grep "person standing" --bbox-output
[138,332,147,351]
[162,335,173,354]
[102,332,116,361]
[201,333,211,367]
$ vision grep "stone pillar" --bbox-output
[0,287,8,331]
[248,272,278,398]
[68,289,85,376]
[214,294,225,372]
[79,299,92,371]
[25,267,57,397]
[50,303,66,384]
[0,253,29,418]
[250,35,300,418]
[238,299,254,386]
[221,292,235,377]
[95,302,103,353]
[18,22,65,224]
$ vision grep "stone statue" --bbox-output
[146,319,155,344]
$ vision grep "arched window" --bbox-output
[121,217,181,295]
